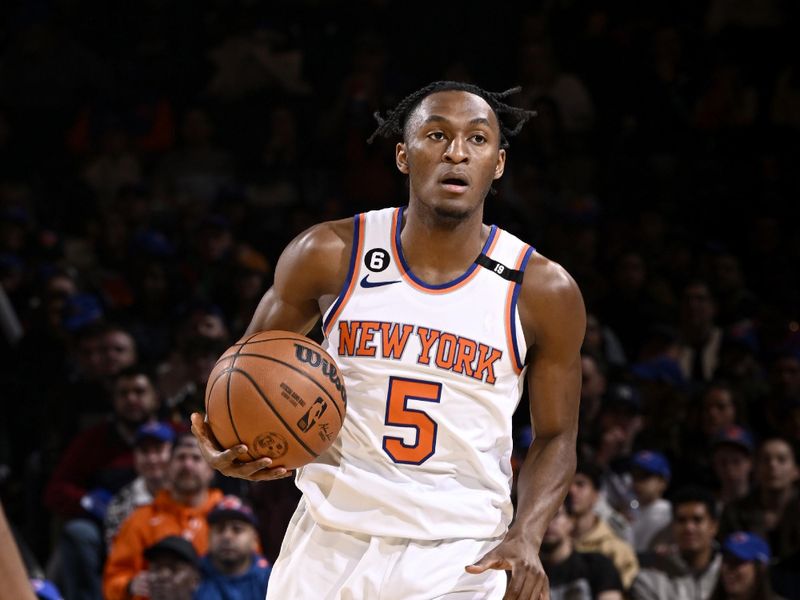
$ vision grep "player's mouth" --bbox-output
[439,175,470,194]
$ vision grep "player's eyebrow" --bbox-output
[423,115,492,127]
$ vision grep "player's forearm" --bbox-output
[509,430,576,547]
[0,504,38,600]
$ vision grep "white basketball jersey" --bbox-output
[296,207,535,540]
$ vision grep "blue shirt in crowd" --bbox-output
[195,554,271,600]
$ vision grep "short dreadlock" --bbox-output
[367,81,535,148]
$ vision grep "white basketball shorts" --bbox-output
[265,499,507,599]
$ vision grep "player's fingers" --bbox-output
[502,569,525,600]
[465,556,508,574]
[247,467,294,481]
[538,578,550,600]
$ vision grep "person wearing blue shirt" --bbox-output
[196,496,271,600]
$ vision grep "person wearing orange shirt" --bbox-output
[103,434,222,600]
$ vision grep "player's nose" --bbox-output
[443,137,469,163]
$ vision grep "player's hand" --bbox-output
[190,412,294,481]
[466,534,549,600]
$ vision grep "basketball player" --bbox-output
[191,81,585,599]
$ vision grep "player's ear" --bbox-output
[493,148,506,180]
[396,142,409,174]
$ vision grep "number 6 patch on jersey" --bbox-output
[382,376,442,465]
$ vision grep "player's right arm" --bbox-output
[191,218,353,481]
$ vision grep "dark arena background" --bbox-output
[1,1,799,599]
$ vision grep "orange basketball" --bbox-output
[205,330,347,470]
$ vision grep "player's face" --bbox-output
[209,520,258,569]
[397,90,506,222]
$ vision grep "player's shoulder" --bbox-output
[521,250,580,300]
[516,248,585,346]
[290,217,354,256]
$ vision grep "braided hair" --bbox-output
[367,81,535,148]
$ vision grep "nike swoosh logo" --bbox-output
[360,275,401,288]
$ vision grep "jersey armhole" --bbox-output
[322,213,364,337]
[505,245,535,373]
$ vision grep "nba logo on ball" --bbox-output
[205,330,347,470]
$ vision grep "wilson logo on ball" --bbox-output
[294,344,346,400]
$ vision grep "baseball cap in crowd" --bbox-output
[135,422,176,446]
[631,450,671,480]
[144,535,200,568]
[722,532,771,564]
[630,356,686,387]
[31,579,63,600]
[605,383,643,414]
[208,495,258,527]
[711,425,754,454]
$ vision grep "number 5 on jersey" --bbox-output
[382,377,442,465]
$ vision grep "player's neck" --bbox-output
[400,204,487,281]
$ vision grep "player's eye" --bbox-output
[471,134,487,144]
[428,131,446,141]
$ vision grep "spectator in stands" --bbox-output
[44,365,159,600]
[709,532,782,600]
[632,486,721,600]
[196,495,271,599]
[720,437,800,561]
[710,426,754,508]
[677,281,723,384]
[541,502,623,599]
[570,461,639,589]
[104,422,175,547]
[142,536,201,600]
[103,433,223,600]
[630,451,672,553]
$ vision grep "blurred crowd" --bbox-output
[0,0,799,598]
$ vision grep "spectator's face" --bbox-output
[681,283,716,329]
[632,469,667,504]
[542,505,572,549]
[76,334,108,380]
[720,556,758,598]
[568,473,598,516]
[169,440,214,496]
[583,314,602,353]
[673,502,718,554]
[105,330,137,374]
[112,374,158,426]
[712,446,752,487]
[147,553,200,600]
[756,439,799,492]
[209,520,258,569]
[134,439,172,485]
[581,356,606,401]
[45,275,76,326]
[772,357,800,399]
[701,387,736,436]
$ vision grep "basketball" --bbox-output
[205,330,347,470]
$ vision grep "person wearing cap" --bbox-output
[570,461,640,589]
[630,450,673,553]
[195,495,272,600]
[632,486,721,600]
[103,434,223,600]
[142,535,201,600]
[711,425,754,509]
[45,365,159,600]
[104,422,176,547]
[719,436,800,562]
[709,532,786,600]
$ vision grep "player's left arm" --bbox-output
[468,253,585,600]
